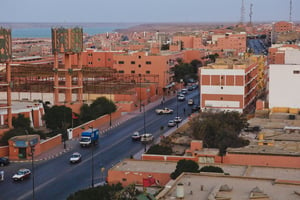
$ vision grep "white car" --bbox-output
[12,168,31,181]
[174,116,182,123]
[70,152,82,164]
[188,98,194,105]
[168,120,176,127]
[131,131,141,141]
[140,133,153,143]
[177,94,185,101]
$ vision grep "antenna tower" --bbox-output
[289,0,292,22]
[240,0,245,24]
[249,3,253,25]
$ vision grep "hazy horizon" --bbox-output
[1,0,299,24]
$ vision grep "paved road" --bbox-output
[0,89,199,200]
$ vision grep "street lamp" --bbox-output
[176,90,179,128]
[139,74,142,112]
[109,72,112,127]
[89,125,95,188]
[29,144,35,200]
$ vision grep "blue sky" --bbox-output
[1,0,299,23]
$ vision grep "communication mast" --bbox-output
[289,0,293,22]
[249,3,253,25]
[240,0,245,24]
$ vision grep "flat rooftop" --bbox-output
[111,159,300,182]
[157,173,300,200]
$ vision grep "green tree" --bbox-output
[173,61,199,84]
[170,159,199,179]
[12,113,31,129]
[0,114,46,145]
[79,103,93,123]
[80,97,117,123]
[43,105,72,130]
[188,111,249,155]
[146,144,172,155]
[67,183,123,200]
[199,165,224,173]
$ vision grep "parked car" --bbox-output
[69,152,82,164]
[174,116,182,123]
[168,120,176,127]
[188,98,194,105]
[140,133,154,143]
[187,86,193,91]
[12,168,31,181]
[0,157,9,166]
[177,94,185,101]
[131,131,141,141]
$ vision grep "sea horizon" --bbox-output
[0,22,139,38]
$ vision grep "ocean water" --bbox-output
[11,26,131,38]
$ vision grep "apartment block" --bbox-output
[113,50,183,93]
[273,21,294,33]
[200,57,260,113]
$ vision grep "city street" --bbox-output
[0,89,199,200]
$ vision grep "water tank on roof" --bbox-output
[176,183,184,198]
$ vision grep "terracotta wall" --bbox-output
[40,134,62,152]
[224,153,300,168]
[107,168,171,187]
[0,146,9,157]
[142,154,197,162]
[71,109,122,138]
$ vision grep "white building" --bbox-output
[269,64,300,109]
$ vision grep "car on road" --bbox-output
[174,116,182,123]
[181,88,188,94]
[12,168,31,181]
[140,133,154,143]
[168,120,176,127]
[131,131,141,141]
[188,98,194,105]
[155,107,174,114]
[69,152,82,164]
[177,94,185,101]
[0,157,9,166]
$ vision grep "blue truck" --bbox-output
[79,128,99,147]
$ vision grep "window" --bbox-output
[97,58,101,61]
[122,178,127,182]
[131,61,135,64]
[221,86,223,89]
[118,61,124,64]
[220,97,223,100]
[146,70,150,74]
[88,62,93,65]
[88,53,92,56]
[138,56,141,59]
[146,61,151,65]
[131,70,135,74]
[118,70,124,73]
[108,58,111,61]
[138,64,141,68]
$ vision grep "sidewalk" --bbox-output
[17,94,176,163]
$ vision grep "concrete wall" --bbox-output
[269,64,300,109]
